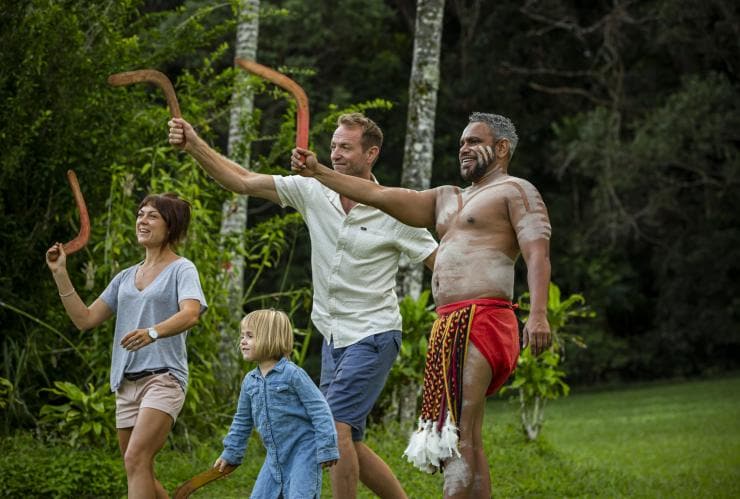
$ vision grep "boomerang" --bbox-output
[235,58,309,150]
[107,69,181,118]
[172,464,238,499]
[47,170,90,262]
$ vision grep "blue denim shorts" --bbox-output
[320,330,401,441]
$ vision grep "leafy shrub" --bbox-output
[39,381,116,449]
[501,347,569,440]
[373,290,437,424]
[0,433,125,497]
[503,282,594,440]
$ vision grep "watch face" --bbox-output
[148,328,158,340]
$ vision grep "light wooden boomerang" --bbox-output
[172,464,238,499]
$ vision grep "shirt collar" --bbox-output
[270,356,289,373]
[248,356,289,379]
[322,174,379,209]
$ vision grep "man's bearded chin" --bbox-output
[462,158,489,182]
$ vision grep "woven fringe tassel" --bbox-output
[439,412,460,460]
[403,413,460,473]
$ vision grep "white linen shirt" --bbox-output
[273,175,438,347]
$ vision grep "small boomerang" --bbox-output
[172,464,238,499]
[47,170,90,262]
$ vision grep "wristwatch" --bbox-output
[147,327,159,342]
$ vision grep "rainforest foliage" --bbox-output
[1,0,738,439]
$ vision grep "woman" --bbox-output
[46,193,207,498]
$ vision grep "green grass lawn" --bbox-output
[527,375,740,498]
[3,376,738,497]
[175,375,740,498]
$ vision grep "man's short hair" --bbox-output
[240,309,294,361]
[337,113,384,151]
[137,193,191,248]
[469,112,519,158]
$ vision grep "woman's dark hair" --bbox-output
[137,193,191,248]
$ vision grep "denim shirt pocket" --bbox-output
[267,383,304,433]
[268,383,298,407]
[244,383,263,423]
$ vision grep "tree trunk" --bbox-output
[397,0,444,301]
[520,391,546,441]
[219,0,259,382]
[396,0,445,424]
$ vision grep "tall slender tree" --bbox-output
[398,0,445,301]
[395,0,445,423]
[218,0,260,378]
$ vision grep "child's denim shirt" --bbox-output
[221,357,339,497]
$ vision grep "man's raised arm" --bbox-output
[169,118,280,204]
[290,147,436,228]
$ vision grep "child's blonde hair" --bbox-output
[240,309,294,361]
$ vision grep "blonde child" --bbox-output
[215,309,339,498]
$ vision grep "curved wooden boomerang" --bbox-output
[235,58,309,149]
[172,464,238,499]
[107,69,181,118]
[47,170,90,262]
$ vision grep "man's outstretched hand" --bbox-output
[290,147,321,177]
[168,118,199,151]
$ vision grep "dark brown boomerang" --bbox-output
[47,170,90,262]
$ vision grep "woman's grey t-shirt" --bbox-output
[100,257,207,392]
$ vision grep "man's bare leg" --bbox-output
[330,422,408,499]
[443,344,492,499]
[331,422,360,498]
[357,441,408,498]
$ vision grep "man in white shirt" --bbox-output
[169,113,437,499]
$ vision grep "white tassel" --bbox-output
[404,419,433,472]
[438,412,461,458]
[403,414,461,473]
[405,422,428,460]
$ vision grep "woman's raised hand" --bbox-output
[45,242,67,273]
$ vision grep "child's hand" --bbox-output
[321,459,338,469]
[213,457,230,472]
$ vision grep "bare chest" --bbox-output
[434,185,511,239]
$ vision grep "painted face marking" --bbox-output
[474,145,494,171]
[459,123,498,183]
